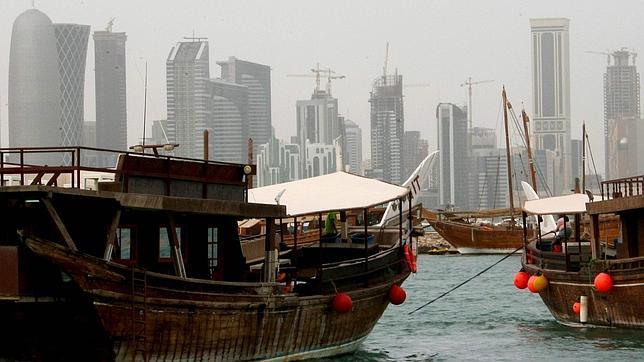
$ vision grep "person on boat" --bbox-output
[553,215,572,252]
[322,211,339,242]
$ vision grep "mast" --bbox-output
[521,109,538,192]
[502,87,515,223]
[582,122,586,192]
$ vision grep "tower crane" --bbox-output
[584,50,612,65]
[106,17,116,32]
[287,63,346,95]
[460,77,494,129]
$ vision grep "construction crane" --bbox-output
[106,17,115,32]
[287,63,346,95]
[585,50,612,65]
[460,77,494,129]
[383,42,389,85]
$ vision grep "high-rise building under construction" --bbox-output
[369,74,404,184]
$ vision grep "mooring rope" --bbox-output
[408,246,523,314]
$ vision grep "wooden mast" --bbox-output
[521,109,538,192]
[582,122,586,192]
[502,87,515,223]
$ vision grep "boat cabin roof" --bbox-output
[248,171,409,217]
[522,193,589,215]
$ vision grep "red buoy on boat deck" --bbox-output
[573,302,581,315]
[332,293,353,313]
[389,284,406,305]
[514,271,530,289]
[594,272,614,293]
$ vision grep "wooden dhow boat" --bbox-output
[0,146,415,361]
[519,175,644,328]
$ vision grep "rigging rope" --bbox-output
[585,132,602,192]
[408,246,523,314]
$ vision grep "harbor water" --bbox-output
[334,254,644,361]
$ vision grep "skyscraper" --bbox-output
[8,9,62,165]
[369,74,404,184]
[53,23,90,156]
[207,79,248,163]
[166,40,210,159]
[343,119,363,174]
[530,18,571,195]
[437,103,470,210]
[218,57,271,160]
[296,89,339,177]
[603,49,640,179]
[94,27,127,155]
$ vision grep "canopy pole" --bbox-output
[293,216,298,287]
[318,212,323,280]
[364,208,368,273]
[399,198,403,247]
[408,192,413,245]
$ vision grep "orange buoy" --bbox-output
[514,271,530,289]
[389,284,406,305]
[527,275,537,293]
[572,302,581,315]
[332,293,353,313]
[594,272,614,293]
[533,274,548,292]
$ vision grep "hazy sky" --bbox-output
[1,0,643,174]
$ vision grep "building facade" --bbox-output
[218,57,271,161]
[369,74,404,184]
[604,49,640,179]
[343,119,363,174]
[437,103,470,210]
[530,18,571,195]
[256,133,301,187]
[403,131,428,181]
[53,23,90,157]
[166,40,210,159]
[8,9,62,165]
[94,29,127,154]
[296,89,339,177]
[207,79,249,163]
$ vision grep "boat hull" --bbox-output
[430,220,525,254]
[523,260,644,329]
[25,238,409,361]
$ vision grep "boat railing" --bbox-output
[0,146,249,192]
[600,175,644,200]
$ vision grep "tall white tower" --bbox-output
[530,18,571,195]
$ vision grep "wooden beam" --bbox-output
[264,218,276,282]
[167,215,187,278]
[41,197,77,252]
[103,209,122,261]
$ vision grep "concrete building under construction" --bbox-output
[604,49,641,179]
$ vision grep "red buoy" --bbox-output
[594,272,614,293]
[527,275,537,293]
[514,271,530,289]
[572,302,581,315]
[389,284,406,305]
[332,293,353,313]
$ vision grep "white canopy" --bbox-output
[522,193,589,215]
[248,171,409,217]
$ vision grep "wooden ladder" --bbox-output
[131,267,148,361]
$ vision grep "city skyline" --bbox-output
[2,1,644,176]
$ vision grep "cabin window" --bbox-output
[116,227,133,260]
[208,227,219,274]
[159,226,181,259]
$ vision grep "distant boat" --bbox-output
[0,146,415,360]
[428,88,531,254]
